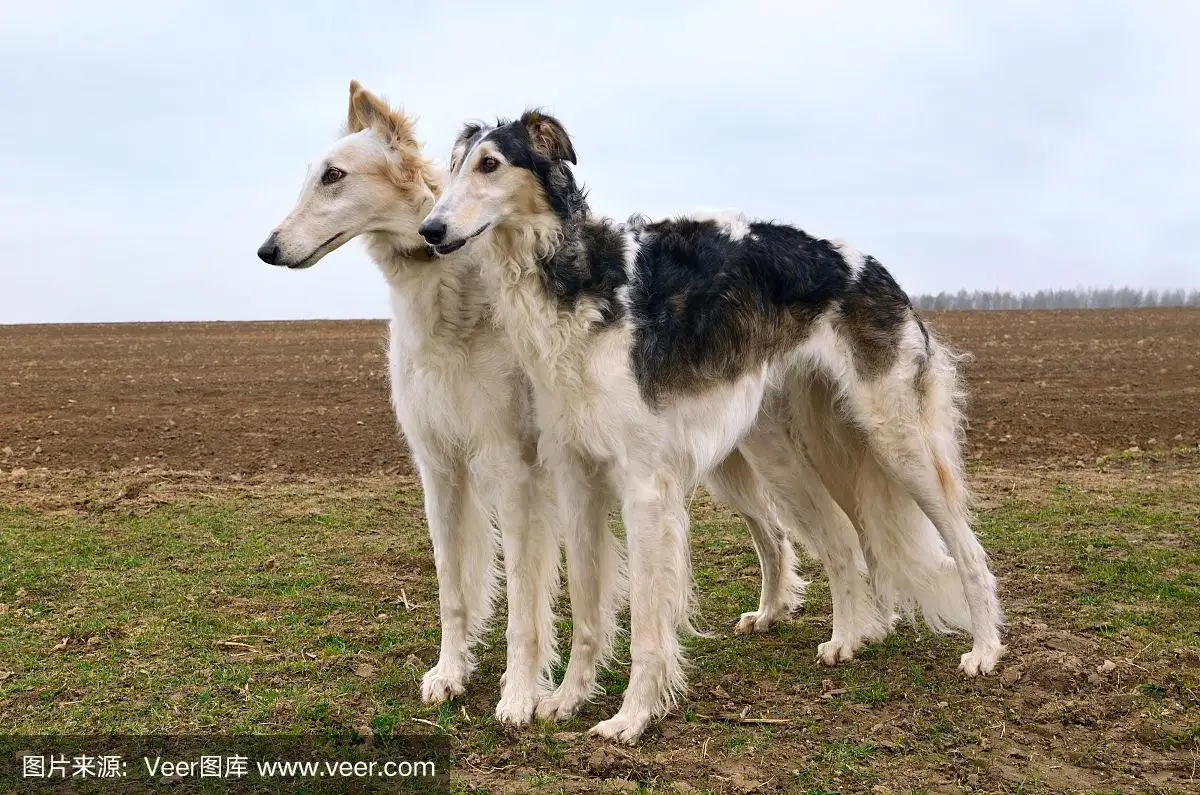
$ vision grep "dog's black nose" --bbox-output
[419,218,447,245]
[257,235,279,265]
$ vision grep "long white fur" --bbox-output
[377,248,561,725]
[262,102,562,725]
[265,91,821,730]
[430,190,1003,742]
[685,207,751,241]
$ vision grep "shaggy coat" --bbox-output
[421,111,1003,743]
[257,84,561,724]
[257,85,808,725]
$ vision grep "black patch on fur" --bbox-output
[626,220,856,401]
[537,220,629,325]
[483,119,586,220]
[476,117,922,395]
[450,123,487,173]
[477,117,624,324]
[834,256,916,377]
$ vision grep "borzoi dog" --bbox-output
[256,83,562,724]
[254,84,807,723]
[419,111,1003,743]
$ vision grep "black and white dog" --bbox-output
[419,111,1002,743]
[258,85,817,726]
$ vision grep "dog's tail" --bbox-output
[851,328,974,633]
[853,457,972,633]
[793,329,974,635]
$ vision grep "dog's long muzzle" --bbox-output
[419,219,489,256]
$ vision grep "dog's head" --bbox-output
[257,81,437,270]
[418,110,580,256]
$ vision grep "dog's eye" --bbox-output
[321,167,345,185]
[478,156,500,174]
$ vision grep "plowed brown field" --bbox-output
[1,309,1196,475]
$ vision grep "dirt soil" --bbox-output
[1,309,1197,476]
[932,309,1199,464]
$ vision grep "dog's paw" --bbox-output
[958,644,1005,677]
[816,636,862,666]
[535,684,589,722]
[420,666,467,705]
[734,609,779,635]
[494,685,543,726]
[589,713,649,745]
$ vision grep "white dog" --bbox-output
[258,82,561,724]
[256,83,813,725]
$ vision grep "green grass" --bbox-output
[977,481,1200,653]
[1,464,1197,793]
[0,485,438,735]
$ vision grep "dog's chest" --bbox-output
[387,323,519,451]
[493,269,660,461]
[529,331,655,464]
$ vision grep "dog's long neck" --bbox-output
[366,227,488,354]
[531,165,628,323]
[483,199,632,388]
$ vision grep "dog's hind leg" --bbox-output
[590,468,693,744]
[740,424,889,665]
[416,454,499,704]
[786,373,967,634]
[536,450,625,722]
[707,449,807,635]
[784,379,903,631]
[852,456,970,633]
[842,331,1003,675]
[490,446,562,725]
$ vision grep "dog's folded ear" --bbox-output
[347,80,417,148]
[521,110,577,165]
[449,122,485,172]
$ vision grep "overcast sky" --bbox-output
[1,1,1197,323]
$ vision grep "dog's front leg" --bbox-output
[416,456,495,705]
[536,449,624,722]
[494,457,562,725]
[590,470,692,744]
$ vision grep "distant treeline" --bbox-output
[911,287,1200,311]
